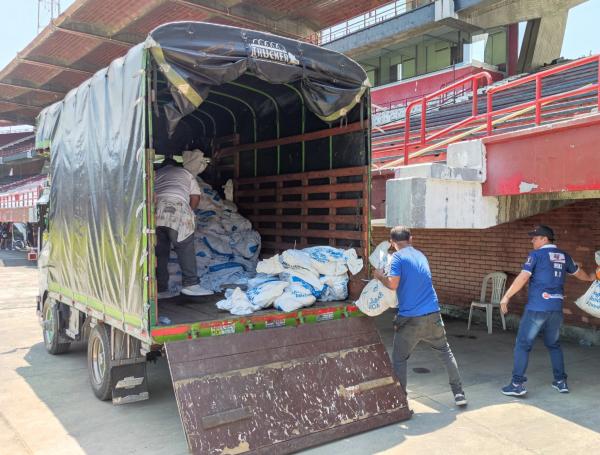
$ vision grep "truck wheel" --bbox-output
[42,300,70,355]
[87,324,114,401]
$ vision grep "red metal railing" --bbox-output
[0,185,43,209]
[374,54,600,169]
[401,72,493,165]
[485,55,600,133]
[310,0,434,45]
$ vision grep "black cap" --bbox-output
[528,224,554,240]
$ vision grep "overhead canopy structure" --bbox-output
[0,0,388,126]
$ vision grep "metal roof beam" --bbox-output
[171,0,316,40]
[16,57,94,76]
[0,99,44,110]
[51,23,135,48]
[0,82,66,96]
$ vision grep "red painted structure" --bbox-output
[370,55,600,218]
[375,54,600,170]
[482,113,600,196]
[371,64,503,111]
[0,177,44,222]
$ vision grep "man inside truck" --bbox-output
[155,156,213,298]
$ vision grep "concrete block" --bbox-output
[386,177,499,228]
[435,0,456,21]
[394,162,483,182]
[423,178,498,228]
[447,139,486,171]
[385,178,425,228]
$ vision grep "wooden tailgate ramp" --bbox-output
[165,317,411,454]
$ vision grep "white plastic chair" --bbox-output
[467,272,507,334]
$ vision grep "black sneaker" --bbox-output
[552,380,569,393]
[454,392,467,406]
[501,382,527,396]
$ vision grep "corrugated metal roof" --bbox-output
[0,0,385,126]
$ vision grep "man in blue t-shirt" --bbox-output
[500,225,595,396]
[374,226,466,407]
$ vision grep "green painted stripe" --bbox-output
[228,81,281,174]
[210,90,258,176]
[35,140,51,150]
[284,83,305,171]
[194,110,217,136]
[204,100,237,133]
[48,282,143,327]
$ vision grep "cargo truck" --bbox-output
[36,22,410,454]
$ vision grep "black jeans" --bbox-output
[392,312,463,395]
[155,226,198,292]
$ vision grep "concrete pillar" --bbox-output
[379,55,392,85]
[518,12,568,73]
[507,23,519,76]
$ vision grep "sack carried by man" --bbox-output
[574,250,600,318]
[355,241,398,317]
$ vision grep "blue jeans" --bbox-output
[512,310,566,384]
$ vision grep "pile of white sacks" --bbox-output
[216,247,364,315]
[166,177,261,293]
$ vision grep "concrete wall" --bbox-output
[373,199,600,331]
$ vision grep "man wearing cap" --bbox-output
[500,225,596,396]
[373,226,467,407]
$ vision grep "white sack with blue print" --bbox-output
[575,250,600,318]
[217,246,363,315]
[355,241,398,316]
[167,176,261,293]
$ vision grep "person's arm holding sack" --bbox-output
[373,268,399,290]
[373,252,401,290]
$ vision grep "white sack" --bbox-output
[246,280,288,309]
[369,241,394,273]
[575,250,600,318]
[281,250,318,274]
[355,279,397,316]
[257,254,285,275]
[274,284,317,312]
[319,274,349,301]
[280,268,325,298]
[575,281,600,318]
[182,149,210,175]
[302,246,364,276]
[216,287,254,315]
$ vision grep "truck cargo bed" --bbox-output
[152,295,363,344]
[158,294,351,325]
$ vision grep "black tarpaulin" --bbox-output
[146,21,369,136]
[36,45,148,332]
[35,22,369,334]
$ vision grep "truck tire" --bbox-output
[87,324,114,401]
[42,300,71,355]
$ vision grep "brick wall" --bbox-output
[372,199,600,329]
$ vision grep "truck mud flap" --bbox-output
[165,316,411,454]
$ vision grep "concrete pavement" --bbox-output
[1,250,599,454]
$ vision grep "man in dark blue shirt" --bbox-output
[374,226,466,407]
[500,225,595,396]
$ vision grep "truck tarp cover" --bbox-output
[35,22,368,329]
